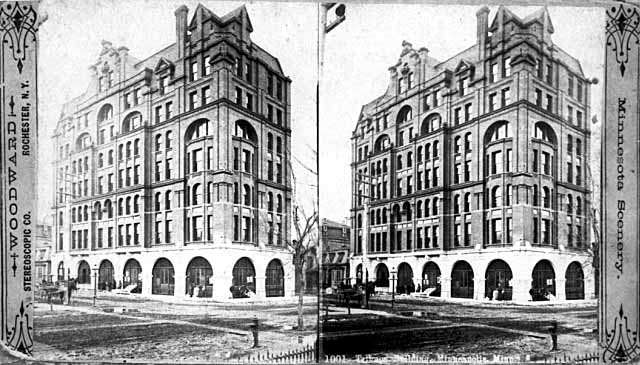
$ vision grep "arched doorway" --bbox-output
[57,262,65,282]
[422,262,441,297]
[396,263,414,294]
[565,262,585,300]
[485,259,513,300]
[77,261,91,284]
[375,263,389,288]
[531,260,555,301]
[152,258,175,296]
[186,257,213,298]
[231,257,256,298]
[451,261,474,298]
[98,260,114,290]
[123,259,142,293]
[265,259,285,297]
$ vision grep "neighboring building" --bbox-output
[321,219,350,289]
[35,224,53,283]
[51,4,293,299]
[350,6,594,301]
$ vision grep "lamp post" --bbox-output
[390,267,396,312]
[92,263,98,306]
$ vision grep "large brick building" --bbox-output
[350,6,594,301]
[51,4,294,299]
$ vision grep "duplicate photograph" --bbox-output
[319,3,603,363]
[34,0,318,362]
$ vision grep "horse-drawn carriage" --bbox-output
[36,279,76,304]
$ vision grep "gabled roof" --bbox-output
[153,56,175,73]
[490,5,554,33]
[188,3,253,33]
[454,59,474,74]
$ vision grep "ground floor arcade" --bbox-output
[52,246,294,300]
[349,248,594,302]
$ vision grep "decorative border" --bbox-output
[0,1,39,357]
[601,1,640,363]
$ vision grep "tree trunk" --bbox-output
[296,261,304,330]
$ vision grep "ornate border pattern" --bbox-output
[0,2,37,73]
[606,4,640,77]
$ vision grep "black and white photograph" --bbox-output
[319,3,604,363]
[28,0,319,362]
[2,0,640,364]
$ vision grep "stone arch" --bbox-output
[396,262,414,294]
[231,257,256,298]
[75,132,92,150]
[77,260,91,284]
[186,256,213,298]
[484,259,513,300]
[421,113,441,135]
[531,259,556,300]
[396,105,413,124]
[451,260,474,298]
[422,262,441,296]
[98,259,114,291]
[123,258,142,293]
[565,261,585,300]
[97,103,113,122]
[374,134,391,152]
[184,118,212,142]
[265,259,285,297]
[374,263,389,287]
[234,120,258,143]
[122,111,142,133]
[152,258,175,296]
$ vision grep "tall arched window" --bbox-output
[134,195,140,213]
[105,200,113,218]
[533,185,539,206]
[165,191,172,210]
[543,187,550,208]
[192,184,202,205]
[155,192,162,211]
[432,197,439,215]
[126,196,132,215]
[234,120,258,143]
[416,201,423,218]
[155,134,162,151]
[454,194,461,214]
[94,202,102,220]
[374,134,391,153]
[491,186,502,208]
[576,197,582,215]
[424,199,430,217]
[533,122,557,145]
[567,194,573,213]
[118,198,124,215]
[421,113,441,135]
[243,184,251,206]
[464,193,471,212]
[485,121,510,143]
[277,194,282,213]
[185,119,211,142]
[267,192,274,211]
[166,131,173,149]
[267,133,273,152]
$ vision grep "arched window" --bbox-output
[433,141,440,157]
[105,200,113,218]
[234,120,258,143]
[126,196,132,215]
[134,195,140,213]
[424,199,430,217]
[166,131,173,149]
[97,104,113,122]
[454,194,461,214]
[233,183,239,204]
[243,184,251,206]
[374,134,391,153]
[432,197,439,215]
[98,153,104,168]
[357,214,363,228]
[207,182,213,203]
[382,207,388,223]
[416,201,423,218]
[277,194,282,213]
[276,137,282,154]
[192,184,202,205]
[421,113,441,135]
[94,201,102,220]
[465,133,472,152]
[403,202,412,221]
[267,192,274,211]
[464,193,471,212]
[533,185,539,206]
[122,112,142,133]
[425,144,431,160]
[576,138,582,155]
[134,139,140,156]
[543,187,550,208]
[118,198,124,215]
[397,155,403,170]
[76,133,92,150]
[185,119,211,142]
[454,136,462,154]
[126,141,132,158]
[567,194,573,213]
[396,105,413,124]
[155,192,162,211]
[485,121,510,143]
[108,150,114,165]
[417,146,423,163]
[155,134,162,151]
[533,122,557,145]
[491,186,502,207]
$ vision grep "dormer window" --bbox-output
[459,77,469,96]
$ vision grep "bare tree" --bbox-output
[288,205,318,330]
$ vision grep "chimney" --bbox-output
[476,6,489,60]
[175,5,189,59]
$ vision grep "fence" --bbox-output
[242,343,315,363]
[542,352,599,363]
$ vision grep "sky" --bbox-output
[319,4,605,224]
[37,0,319,224]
